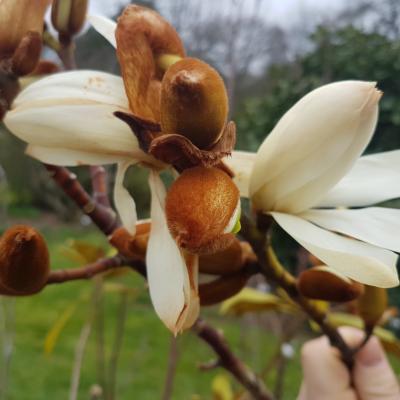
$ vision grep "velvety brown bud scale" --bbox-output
[0,225,50,295]
[199,272,250,306]
[297,267,364,302]
[165,166,239,255]
[199,239,243,275]
[161,58,228,149]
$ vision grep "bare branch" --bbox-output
[193,319,274,400]
[45,164,119,235]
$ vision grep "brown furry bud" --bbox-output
[0,225,50,295]
[199,239,243,275]
[165,166,240,254]
[11,31,42,76]
[51,0,88,37]
[109,222,151,260]
[199,272,249,306]
[297,266,364,302]
[358,285,388,329]
[161,58,228,149]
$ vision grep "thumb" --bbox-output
[354,336,400,400]
[298,334,357,400]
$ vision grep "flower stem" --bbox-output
[240,213,355,369]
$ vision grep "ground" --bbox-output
[1,214,399,399]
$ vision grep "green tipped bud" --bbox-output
[51,0,88,38]
[358,285,388,329]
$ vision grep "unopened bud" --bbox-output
[0,225,50,295]
[297,266,364,302]
[109,222,150,260]
[51,0,88,38]
[157,54,182,71]
[161,58,228,149]
[358,285,388,329]
[199,272,249,306]
[166,167,240,254]
[199,239,243,275]
[11,31,42,76]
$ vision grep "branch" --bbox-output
[240,214,355,369]
[46,256,124,284]
[45,164,119,235]
[90,166,111,208]
[193,319,274,400]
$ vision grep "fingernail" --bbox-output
[357,338,384,366]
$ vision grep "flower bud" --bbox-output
[0,225,50,295]
[199,272,249,306]
[358,285,388,329]
[0,0,50,58]
[109,222,151,260]
[161,58,228,149]
[297,266,364,302]
[51,0,88,38]
[11,31,42,76]
[199,239,243,275]
[166,166,240,254]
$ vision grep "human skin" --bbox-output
[298,327,400,400]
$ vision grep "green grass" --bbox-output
[1,223,399,399]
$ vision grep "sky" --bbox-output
[93,0,349,26]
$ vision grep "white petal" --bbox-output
[4,71,152,164]
[301,207,400,253]
[113,162,137,235]
[147,171,199,334]
[26,145,129,166]
[88,14,116,48]
[223,151,255,198]
[318,150,400,207]
[271,212,399,288]
[250,81,381,213]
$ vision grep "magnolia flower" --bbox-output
[4,7,240,334]
[226,81,400,288]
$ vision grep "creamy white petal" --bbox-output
[250,81,380,213]
[26,145,129,166]
[179,252,200,331]
[271,212,399,288]
[4,71,153,164]
[147,171,198,334]
[88,14,117,48]
[301,207,400,253]
[114,162,137,235]
[318,150,400,207]
[223,151,255,198]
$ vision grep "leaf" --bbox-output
[220,287,297,316]
[44,303,78,355]
[212,374,234,400]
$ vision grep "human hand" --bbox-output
[297,327,400,400]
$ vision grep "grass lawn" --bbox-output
[0,222,399,399]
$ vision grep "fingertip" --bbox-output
[354,336,400,400]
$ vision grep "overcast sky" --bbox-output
[92,0,349,27]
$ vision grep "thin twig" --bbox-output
[90,166,111,208]
[161,336,179,400]
[108,293,128,400]
[69,322,92,400]
[46,256,124,284]
[94,277,108,399]
[193,319,274,400]
[45,165,119,235]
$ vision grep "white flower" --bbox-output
[4,14,198,334]
[225,81,400,288]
